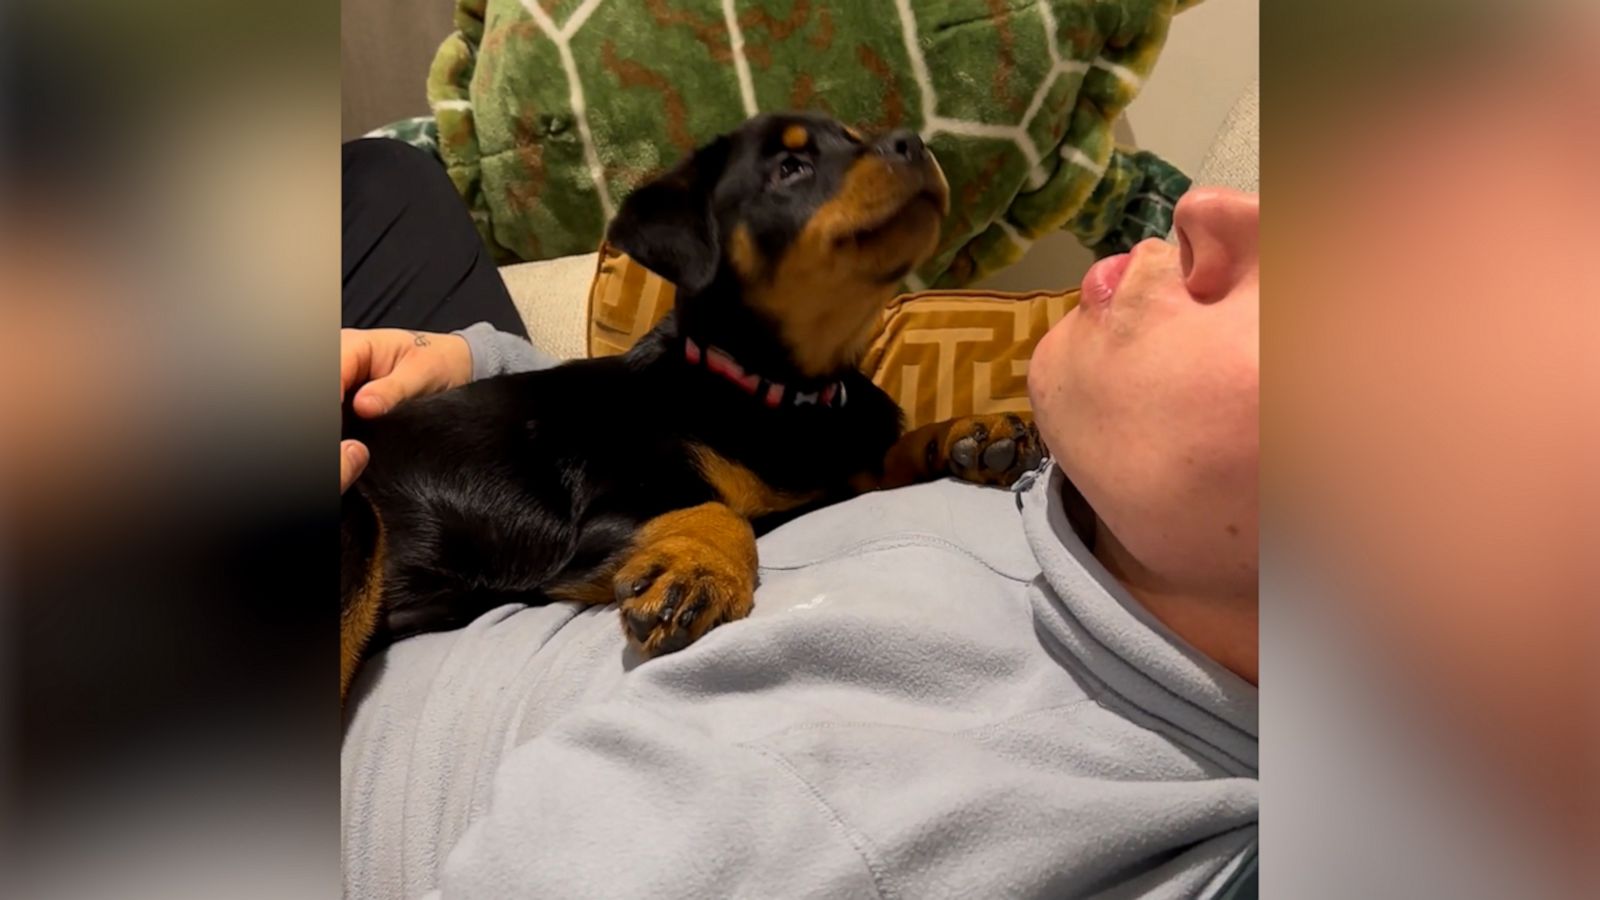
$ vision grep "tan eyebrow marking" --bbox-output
[782,124,809,150]
[844,126,864,142]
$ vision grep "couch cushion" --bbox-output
[1196,79,1259,194]
[498,254,598,361]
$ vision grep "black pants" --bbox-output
[341,139,528,337]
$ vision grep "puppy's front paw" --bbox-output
[613,533,755,657]
[940,413,1044,487]
[877,412,1044,490]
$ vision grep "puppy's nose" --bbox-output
[875,129,926,164]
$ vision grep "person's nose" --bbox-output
[1173,187,1259,302]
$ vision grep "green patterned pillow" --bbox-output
[429,0,1199,288]
[363,116,441,161]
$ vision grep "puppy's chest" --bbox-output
[690,407,891,501]
[615,365,899,514]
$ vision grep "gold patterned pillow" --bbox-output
[586,243,1077,431]
[587,244,680,358]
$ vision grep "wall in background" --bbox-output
[976,0,1259,292]
[341,0,453,140]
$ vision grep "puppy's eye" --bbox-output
[771,156,812,187]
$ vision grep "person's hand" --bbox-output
[341,439,369,494]
[341,327,473,416]
[340,327,472,493]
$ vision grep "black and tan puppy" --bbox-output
[341,113,1042,700]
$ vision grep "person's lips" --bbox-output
[1080,252,1131,310]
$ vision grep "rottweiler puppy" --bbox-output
[341,112,1043,701]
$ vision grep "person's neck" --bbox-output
[1091,518,1259,686]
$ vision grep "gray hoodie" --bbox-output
[340,326,1258,899]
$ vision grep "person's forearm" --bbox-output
[454,322,561,380]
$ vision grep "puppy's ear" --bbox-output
[606,136,731,295]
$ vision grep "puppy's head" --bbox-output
[607,112,950,378]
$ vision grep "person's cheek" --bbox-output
[1027,313,1075,457]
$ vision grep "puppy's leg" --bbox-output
[879,411,1043,490]
[611,502,757,657]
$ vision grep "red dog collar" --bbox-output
[684,338,847,409]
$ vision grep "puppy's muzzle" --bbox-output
[871,129,949,215]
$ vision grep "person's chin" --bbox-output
[1027,315,1071,400]
[1026,353,1087,464]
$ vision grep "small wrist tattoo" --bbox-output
[409,331,431,347]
